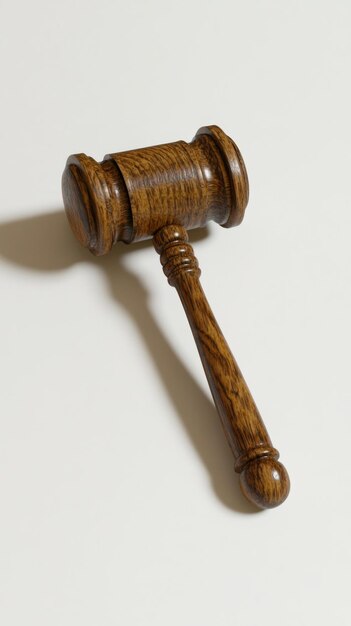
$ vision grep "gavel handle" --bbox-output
[154,225,290,509]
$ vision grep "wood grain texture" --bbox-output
[154,225,289,509]
[62,125,248,255]
[62,125,290,509]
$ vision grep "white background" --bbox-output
[0,1,350,624]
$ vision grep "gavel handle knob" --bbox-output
[154,225,290,509]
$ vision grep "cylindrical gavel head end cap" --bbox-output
[239,458,290,509]
[194,125,249,228]
[62,154,117,255]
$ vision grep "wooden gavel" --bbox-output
[62,125,290,509]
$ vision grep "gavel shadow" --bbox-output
[0,210,258,514]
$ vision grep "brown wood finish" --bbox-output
[62,125,248,255]
[62,125,290,509]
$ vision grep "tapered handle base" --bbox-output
[239,458,290,509]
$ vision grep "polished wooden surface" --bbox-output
[62,125,248,255]
[154,225,289,509]
[62,125,290,509]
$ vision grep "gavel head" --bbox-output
[62,125,249,255]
